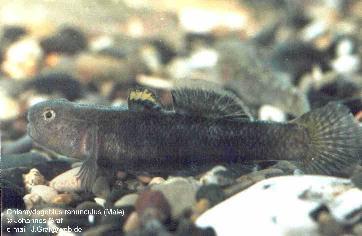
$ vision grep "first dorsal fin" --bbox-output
[171,79,253,120]
[128,88,162,112]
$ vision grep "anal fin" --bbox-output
[171,79,253,120]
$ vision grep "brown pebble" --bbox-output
[123,211,140,233]
[135,190,171,222]
[149,177,166,185]
[151,177,199,218]
[23,168,47,192]
[51,193,76,205]
[137,175,152,184]
[317,211,344,236]
[191,198,210,222]
[49,167,83,192]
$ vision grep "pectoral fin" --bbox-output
[171,79,253,120]
[127,88,162,112]
[77,125,99,191]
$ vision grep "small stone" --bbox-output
[271,161,298,175]
[114,193,139,208]
[245,168,285,179]
[49,167,83,192]
[137,175,152,184]
[353,224,362,236]
[149,177,166,185]
[2,37,43,79]
[107,186,129,204]
[123,211,140,233]
[259,105,287,122]
[177,217,216,236]
[196,176,353,235]
[225,168,285,197]
[151,177,200,218]
[34,159,73,181]
[29,185,58,203]
[135,190,171,223]
[40,26,87,55]
[191,199,210,222]
[94,197,106,208]
[351,166,362,189]
[328,188,362,224]
[200,166,234,186]
[126,178,146,192]
[224,178,259,198]
[23,168,47,192]
[23,193,44,209]
[92,176,110,199]
[51,193,77,205]
[196,184,225,206]
[317,211,344,236]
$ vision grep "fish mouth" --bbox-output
[26,123,48,150]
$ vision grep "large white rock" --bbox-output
[196,175,361,236]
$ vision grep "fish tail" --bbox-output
[293,103,362,175]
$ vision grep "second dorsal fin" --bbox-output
[128,88,162,112]
[171,79,253,120]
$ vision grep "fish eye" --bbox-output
[43,109,56,121]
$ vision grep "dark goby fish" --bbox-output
[27,81,362,190]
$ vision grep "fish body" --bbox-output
[90,111,307,173]
[27,81,362,189]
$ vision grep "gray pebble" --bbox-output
[225,168,284,197]
[92,176,110,199]
[114,193,139,208]
[353,223,362,236]
[151,177,200,218]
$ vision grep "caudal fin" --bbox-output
[293,103,362,176]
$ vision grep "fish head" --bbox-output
[27,99,90,159]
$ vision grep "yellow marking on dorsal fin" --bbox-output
[129,89,157,103]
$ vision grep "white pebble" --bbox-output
[259,105,286,122]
